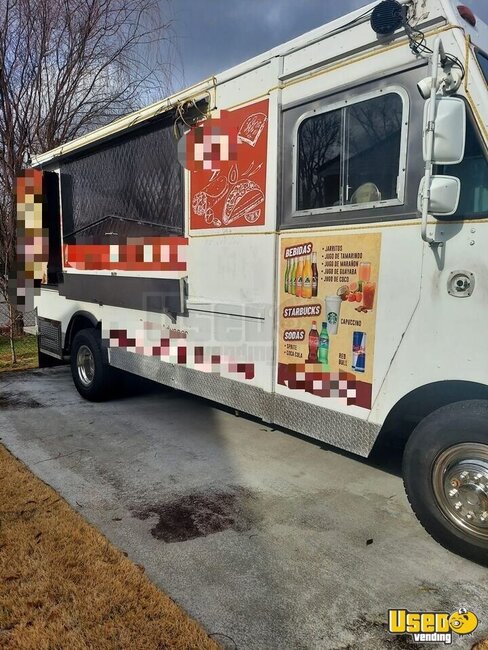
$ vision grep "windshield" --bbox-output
[439,110,488,219]
[476,49,488,84]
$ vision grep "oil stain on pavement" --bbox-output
[133,487,260,543]
[0,392,42,409]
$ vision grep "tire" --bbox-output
[403,400,488,566]
[70,328,113,401]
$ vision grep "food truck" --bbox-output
[19,0,488,564]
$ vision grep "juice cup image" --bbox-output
[363,281,376,310]
[358,262,371,283]
[325,295,342,335]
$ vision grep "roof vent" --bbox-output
[370,0,404,35]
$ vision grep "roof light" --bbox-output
[457,5,476,27]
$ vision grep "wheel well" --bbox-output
[371,381,488,460]
[64,312,100,355]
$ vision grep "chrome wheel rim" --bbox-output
[432,443,488,541]
[76,345,95,387]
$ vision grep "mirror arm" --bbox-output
[421,37,444,247]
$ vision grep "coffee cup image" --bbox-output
[325,295,342,335]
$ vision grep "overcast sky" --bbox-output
[168,0,488,89]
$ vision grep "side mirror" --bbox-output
[418,176,461,216]
[423,97,466,164]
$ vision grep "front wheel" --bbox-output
[71,328,113,401]
[403,400,488,566]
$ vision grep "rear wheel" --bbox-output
[71,328,113,401]
[403,400,488,566]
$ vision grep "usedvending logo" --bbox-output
[388,608,478,644]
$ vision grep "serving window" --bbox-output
[294,90,407,215]
[59,112,184,244]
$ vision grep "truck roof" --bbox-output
[33,0,482,167]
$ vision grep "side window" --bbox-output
[296,92,404,213]
[475,49,488,85]
[439,114,488,219]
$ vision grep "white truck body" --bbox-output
[31,0,488,455]
[20,0,488,561]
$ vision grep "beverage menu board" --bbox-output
[277,232,382,410]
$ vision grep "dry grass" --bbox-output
[0,445,220,650]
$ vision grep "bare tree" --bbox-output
[0,0,175,361]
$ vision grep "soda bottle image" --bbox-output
[353,332,366,373]
[296,256,304,298]
[308,321,319,362]
[284,258,290,294]
[302,254,312,299]
[317,322,329,370]
[312,252,319,297]
[290,258,296,296]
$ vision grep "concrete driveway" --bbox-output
[0,367,487,649]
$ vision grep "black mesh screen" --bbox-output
[42,170,63,284]
[60,114,183,243]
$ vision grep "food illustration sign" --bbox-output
[278,233,381,410]
[187,99,269,229]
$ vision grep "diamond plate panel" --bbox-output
[109,348,269,419]
[60,115,183,241]
[272,393,379,457]
[38,317,62,356]
[109,348,379,457]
